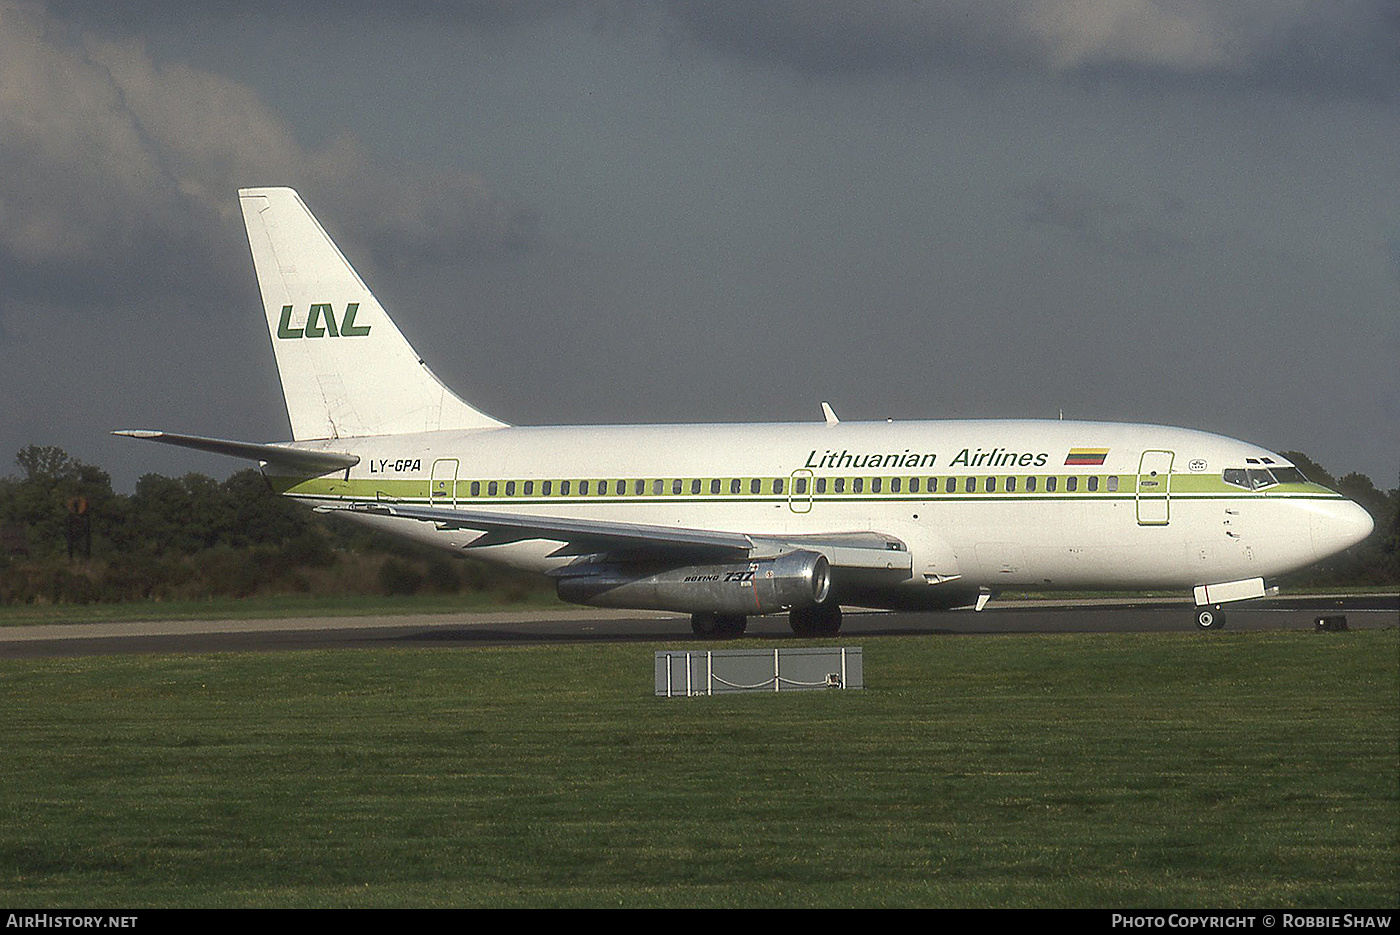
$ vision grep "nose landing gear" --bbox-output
[1195,605,1226,629]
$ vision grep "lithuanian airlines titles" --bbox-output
[118,188,1374,637]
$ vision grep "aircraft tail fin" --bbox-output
[237,187,507,441]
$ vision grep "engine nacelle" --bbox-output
[555,550,832,615]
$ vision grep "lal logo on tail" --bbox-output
[276,302,372,339]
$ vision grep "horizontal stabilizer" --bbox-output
[113,430,359,474]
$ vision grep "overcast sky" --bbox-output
[2,1,1397,490]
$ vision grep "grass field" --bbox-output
[1,630,1395,908]
[0,591,570,627]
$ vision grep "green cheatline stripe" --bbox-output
[276,474,1340,502]
[286,491,1343,508]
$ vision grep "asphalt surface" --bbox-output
[1,595,1393,659]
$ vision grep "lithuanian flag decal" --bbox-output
[1065,447,1110,466]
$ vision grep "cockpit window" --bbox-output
[1246,469,1277,490]
[1225,466,1299,490]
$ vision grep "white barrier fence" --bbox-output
[655,646,863,697]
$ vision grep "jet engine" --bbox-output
[555,550,831,615]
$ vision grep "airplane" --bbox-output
[117,187,1375,636]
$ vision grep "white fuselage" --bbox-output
[274,417,1372,607]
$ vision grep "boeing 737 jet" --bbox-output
[117,188,1374,636]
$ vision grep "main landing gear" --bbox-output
[689,604,845,638]
[691,613,747,637]
[789,603,843,637]
[1195,605,1227,630]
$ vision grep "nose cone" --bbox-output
[1310,499,1375,560]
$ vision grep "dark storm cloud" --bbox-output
[0,0,538,332]
[36,1,1400,101]
[1016,178,1193,258]
[44,0,579,32]
[662,0,1399,100]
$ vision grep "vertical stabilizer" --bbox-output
[238,187,507,440]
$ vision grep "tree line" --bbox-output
[0,445,1394,607]
[0,446,548,606]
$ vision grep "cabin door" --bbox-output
[430,458,459,508]
[1136,450,1174,526]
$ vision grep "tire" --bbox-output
[1195,606,1226,630]
[692,613,746,638]
[716,614,748,636]
[691,612,721,637]
[790,603,842,637]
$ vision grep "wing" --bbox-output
[340,501,913,572]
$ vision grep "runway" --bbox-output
[0,595,1392,658]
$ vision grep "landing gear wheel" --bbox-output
[789,603,842,637]
[1195,606,1226,630]
[691,612,720,637]
[692,613,747,638]
[715,614,748,636]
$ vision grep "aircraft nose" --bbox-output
[1310,499,1375,560]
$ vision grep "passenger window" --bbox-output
[872,477,882,493]
[1107,476,1118,492]
[505,481,516,496]
[1046,476,1057,492]
[816,478,827,494]
[945,477,956,493]
[1066,477,1078,492]
[579,480,589,495]
[1006,477,1016,492]
[561,480,571,496]
[673,479,684,495]
[731,478,742,494]
[711,478,721,495]
[488,481,498,496]
[834,478,846,493]
[524,481,534,496]
[634,480,644,495]
[749,478,760,494]
[795,477,808,494]
[470,481,481,497]
[910,477,920,493]
[852,478,863,493]
[965,477,976,493]
[541,480,551,496]
[773,478,784,494]
[1087,477,1098,492]
[891,477,902,493]
[1026,476,1037,492]
[986,477,996,492]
